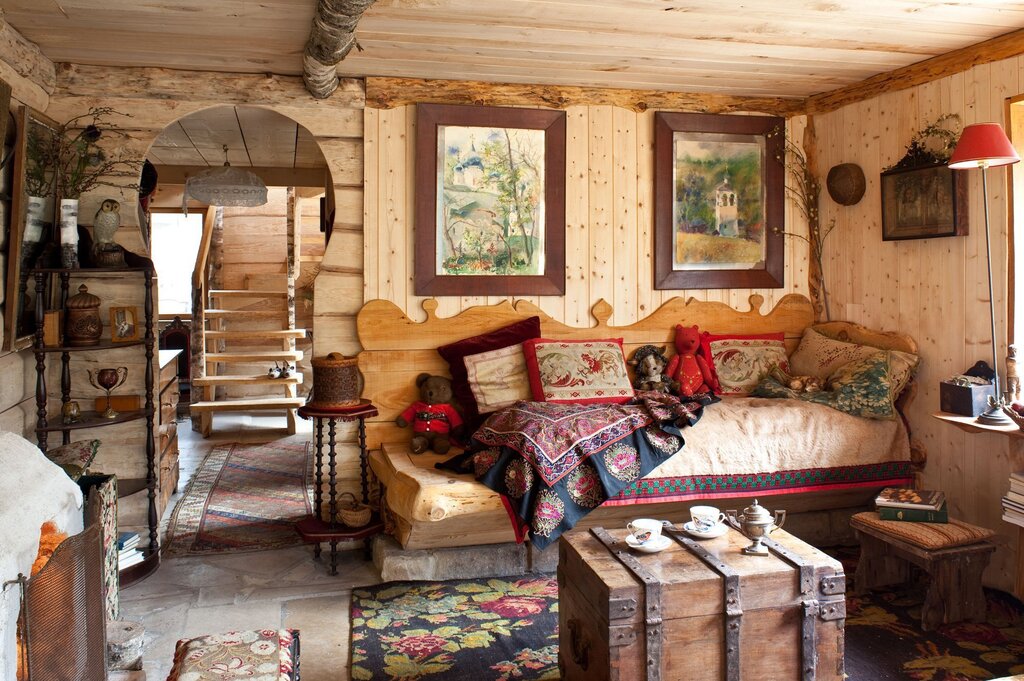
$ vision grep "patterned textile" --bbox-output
[164,442,312,556]
[166,629,299,681]
[350,575,558,681]
[611,461,915,505]
[440,391,714,550]
[523,338,634,404]
[752,352,896,419]
[84,475,119,621]
[852,512,996,550]
[464,343,533,414]
[45,439,100,480]
[789,326,919,398]
[706,334,788,395]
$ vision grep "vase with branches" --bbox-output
[768,126,834,321]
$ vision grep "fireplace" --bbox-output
[16,493,107,681]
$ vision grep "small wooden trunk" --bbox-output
[558,526,846,681]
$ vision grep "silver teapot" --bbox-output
[726,499,786,556]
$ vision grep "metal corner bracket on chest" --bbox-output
[588,526,846,681]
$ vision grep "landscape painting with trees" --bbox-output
[672,133,766,271]
[435,124,546,277]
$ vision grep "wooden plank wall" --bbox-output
[361,105,811,326]
[814,53,1024,593]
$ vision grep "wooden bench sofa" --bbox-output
[359,293,923,551]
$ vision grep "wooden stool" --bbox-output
[850,512,995,631]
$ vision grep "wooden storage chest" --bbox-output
[558,525,846,681]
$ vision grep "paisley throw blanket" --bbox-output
[439,391,715,550]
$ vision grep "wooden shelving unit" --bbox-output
[931,411,1024,438]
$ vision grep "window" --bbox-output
[151,211,203,315]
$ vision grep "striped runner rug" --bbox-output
[164,441,312,556]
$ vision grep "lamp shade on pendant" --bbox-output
[948,122,1021,169]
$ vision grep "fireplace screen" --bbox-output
[20,494,107,681]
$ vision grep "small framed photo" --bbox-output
[880,162,968,240]
[109,306,140,342]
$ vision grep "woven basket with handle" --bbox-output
[337,492,371,527]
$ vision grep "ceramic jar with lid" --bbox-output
[64,284,102,346]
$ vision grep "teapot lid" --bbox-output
[742,499,772,521]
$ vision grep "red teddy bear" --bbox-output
[665,324,717,397]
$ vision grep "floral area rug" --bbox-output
[350,575,559,680]
[164,441,312,556]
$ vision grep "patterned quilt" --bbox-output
[439,391,715,550]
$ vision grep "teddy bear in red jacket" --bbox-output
[665,324,717,397]
[395,373,464,454]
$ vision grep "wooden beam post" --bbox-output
[304,0,377,99]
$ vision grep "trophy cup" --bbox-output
[88,366,129,419]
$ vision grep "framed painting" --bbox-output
[880,162,968,240]
[414,103,566,296]
[109,306,140,342]
[654,112,785,290]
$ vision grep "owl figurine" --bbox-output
[93,199,120,248]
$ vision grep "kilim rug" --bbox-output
[164,441,312,556]
[350,575,559,680]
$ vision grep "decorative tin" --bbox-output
[310,352,364,408]
[64,284,102,346]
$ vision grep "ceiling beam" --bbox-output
[155,165,327,188]
[365,76,803,116]
[805,28,1024,115]
[304,0,376,99]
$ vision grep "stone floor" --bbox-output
[119,413,382,681]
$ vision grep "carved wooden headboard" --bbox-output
[357,293,821,449]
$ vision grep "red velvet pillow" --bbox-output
[437,316,541,427]
[522,338,634,405]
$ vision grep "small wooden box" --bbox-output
[43,310,62,347]
[939,381,994,417]
[94,395,142,413]
[558,526,846,681]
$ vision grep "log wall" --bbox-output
[814,53,1024,593]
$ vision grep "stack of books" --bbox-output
[1002,473,1024,527]
[117,531,144,570]
[875,487,948,523]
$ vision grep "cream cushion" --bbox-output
[789,327,919,397]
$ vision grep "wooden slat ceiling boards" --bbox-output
[5,1,1024,99]
[148,106,326,170]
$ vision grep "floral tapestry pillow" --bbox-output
[789,327,919,398]
[167,629,299,681]
[463,343,533,414]
[752,351,896,419]
[706,333,788,396]
[523,338,634,404]
[45,439,100,480]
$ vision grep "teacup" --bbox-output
[627,518,669,545]
[690,505,726,533]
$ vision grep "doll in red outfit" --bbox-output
[395,373,464,454]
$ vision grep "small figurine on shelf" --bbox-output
[92,198,126,268]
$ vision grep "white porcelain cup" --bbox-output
[627,518,668,545]
[690,505,726,533]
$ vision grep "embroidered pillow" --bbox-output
[523,338,634,404]
[706,332,788,396]
[45,439,100,480]
[789,327,919,398]
[438,316,541,427]
[463,343,533,414]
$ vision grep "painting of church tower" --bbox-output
[715,173,738,237]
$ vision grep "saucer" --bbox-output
[625,533,672,553]
[683,521,729,539]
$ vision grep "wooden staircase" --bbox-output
[190,288,307,436]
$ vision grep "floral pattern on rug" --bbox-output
[350,576,559,680]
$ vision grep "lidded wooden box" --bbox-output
[558,526,846,681]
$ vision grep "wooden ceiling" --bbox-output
[5,1,1024,99]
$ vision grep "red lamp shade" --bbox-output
[948,122,1020,169]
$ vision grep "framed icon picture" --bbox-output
[109,306,140,342]
[880,162,968,240]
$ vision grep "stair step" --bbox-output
[193,374,304,386]
[190,397,306,413]
[205,329,307,340]
[209,289,287,299]
[204,309,286,319]
[205,351,303,363]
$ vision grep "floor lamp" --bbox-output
[948,122,1020,425]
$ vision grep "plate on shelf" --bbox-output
[624,533,672,553]
[682,521,729,539]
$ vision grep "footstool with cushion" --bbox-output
[165,629,299,680]
[850,512,995,631]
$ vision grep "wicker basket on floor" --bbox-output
[337,492,371,527]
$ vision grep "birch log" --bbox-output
[304,0,377,99]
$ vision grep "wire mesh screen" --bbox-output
[22,495,107,680]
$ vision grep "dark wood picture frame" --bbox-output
[880,162,968,241]
[414,103,566,296]
[654,112,785,290]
